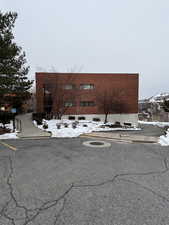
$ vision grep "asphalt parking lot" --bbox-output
[0,137,169,225]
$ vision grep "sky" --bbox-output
[1,0,169,99]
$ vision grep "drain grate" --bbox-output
[90,141,104,146]
[83,140,111,148]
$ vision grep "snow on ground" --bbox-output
[35,119,140,138]
[0,132,18,140]
[0,122,18,139]
[139,120,169,128]
[159,129,169,146]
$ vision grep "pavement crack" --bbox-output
[7,156,30,223]
[38,184,73,211]
[1,157,73,225]
[74,158,169,188]
[0,156,31,224]
[119,177,169,204]
[53,198,66,225]
[163,158,169,171]
[22,184,73,225]
[0,198,12,219]
[1,155,169,224]
[3,211,16,225]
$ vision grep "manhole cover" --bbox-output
[90,141,104,146]
[83,140,111,148]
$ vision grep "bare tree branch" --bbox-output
[97,89,127,123]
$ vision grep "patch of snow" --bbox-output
[35,119,140,138]
[0,122,18,139]
[159,129,169,146]
[0,132,18,139]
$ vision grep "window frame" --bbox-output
[64,101,76,107]
[64,84,76,90]
[80,84,94,90]
[80,101,95,107]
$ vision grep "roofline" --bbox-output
[36,72,139,76]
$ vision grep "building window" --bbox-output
[64,101,76,107]
[78,116,86,120]
[93,118,101,122]
[64,84,75,90]
[80,84,94,90]
[68,116,75,120]
[80,101,95,107]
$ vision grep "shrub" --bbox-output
[43,123,48,129]
[0,127,11,134]
[32,113,45,125]
[93,118,101,122]
[0,112,14,128]
[56,124,61,129]
[68,116,75,120]
[78,117,86,120]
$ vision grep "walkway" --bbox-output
[16,113,51,138]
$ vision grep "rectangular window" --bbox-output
[43,83,54,94]
[68,116,75,120]
[64,84,75,90]
[80,101,95,107]
[80,84,94,90]
[64,101,76,107]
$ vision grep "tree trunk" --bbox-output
[56,113,62,120]
[104,114,108,124]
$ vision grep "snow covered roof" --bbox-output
[141,93,169,103]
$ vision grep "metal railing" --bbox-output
[15,118,22,133]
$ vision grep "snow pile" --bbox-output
[0,132,18,140]
[159,129,169,146]
[36,119,140,138]
[0,122,18,139]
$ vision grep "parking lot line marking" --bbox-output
[0,141,17,151]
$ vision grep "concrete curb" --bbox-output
[17,132,52,139]
[81,132,159,144]
[17,136,51,140]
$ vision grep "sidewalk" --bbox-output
[82,132,159,143]
[16,113,51,139]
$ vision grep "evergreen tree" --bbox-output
[163,99,169,112]
[0,11,32,112]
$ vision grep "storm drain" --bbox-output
[83,140,111,148]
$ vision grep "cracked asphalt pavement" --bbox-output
[0,138,169,225]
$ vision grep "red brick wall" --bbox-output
[36,73,139,115]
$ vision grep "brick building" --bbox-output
[36,73,139,125]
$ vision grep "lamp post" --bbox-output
[11,108,16,132]
[43,84,46,113]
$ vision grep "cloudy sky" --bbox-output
[2,0,169,99]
